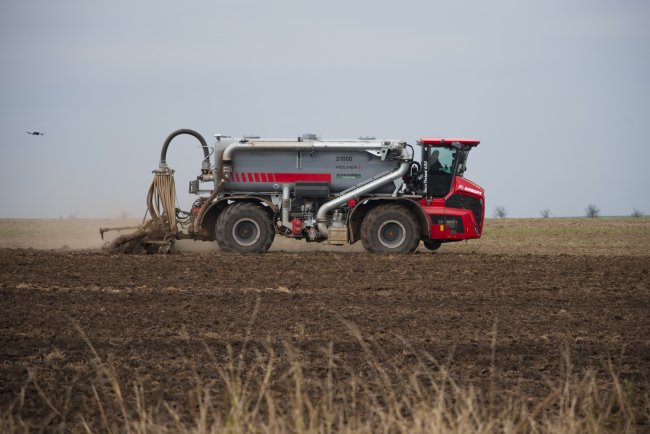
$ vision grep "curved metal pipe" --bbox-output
[160,129,210,169]
[316,148,410,238]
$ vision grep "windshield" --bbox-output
[428,147,456,174]
[428,146,470,175]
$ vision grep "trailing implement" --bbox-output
[101,129,484,253]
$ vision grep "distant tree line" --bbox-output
[489,205,646,218]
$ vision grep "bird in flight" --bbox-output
[26,131,45,136]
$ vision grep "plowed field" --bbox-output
[1,218,649,431]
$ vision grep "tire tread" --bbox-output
[216,202,274,253]
[360,204,419,253]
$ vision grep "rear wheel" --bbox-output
[215,210,232,251]
[215,202,275,253]
[360,204,420,253]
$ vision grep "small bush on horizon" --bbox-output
[493,206,507,218]
[585,204,600,218]
[631,209,644,218]
[540,208,552,218]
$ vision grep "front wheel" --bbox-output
[360,205,420,253]
[215,202,275,253]
[423,239,442,251]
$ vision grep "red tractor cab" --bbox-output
[417,138,484,250]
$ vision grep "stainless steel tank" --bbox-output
[218,137,405,195]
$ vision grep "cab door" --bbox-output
[424,145,459,198]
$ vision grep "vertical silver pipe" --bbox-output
[282,184,291,227]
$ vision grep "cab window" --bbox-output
[427,146,457,197]
[428,147,456,174]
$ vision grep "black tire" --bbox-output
[360,204,420,253]
[215,202,275,253]
[423,239,442,251]
[215,209,232,252]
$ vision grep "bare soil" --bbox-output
[0,218,649,428]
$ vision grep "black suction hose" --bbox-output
[153,128,227,234]
[159,128,210,168]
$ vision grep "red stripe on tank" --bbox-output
[272,173,332,183]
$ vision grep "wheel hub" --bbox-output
[377,220,406,248]
[232,218,261,246]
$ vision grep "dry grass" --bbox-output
[448,217,650,256]
[2,322,646,434]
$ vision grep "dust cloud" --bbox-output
[0,219,365,253]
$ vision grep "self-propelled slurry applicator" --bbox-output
[101,129,484,253]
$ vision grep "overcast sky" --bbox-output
[1,0,648,218]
